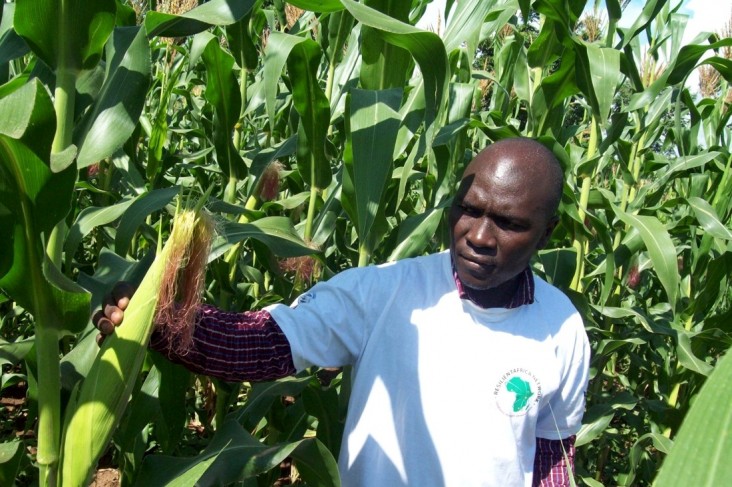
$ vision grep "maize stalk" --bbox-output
[59,207,213,486]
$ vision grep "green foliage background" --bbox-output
[0,0,731,485]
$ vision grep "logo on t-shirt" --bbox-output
[494,368,542,416]
[294,292,315,307]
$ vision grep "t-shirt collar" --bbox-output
[452,265,535,309]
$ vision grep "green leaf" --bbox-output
[344,88,402,250]
[0,5,31,65]
[0,338,34,368]
[610,204,680,311]
[538,48,580,111]
[15,0,116,70]
[196,32,246,179]
[536,248,577,289]
[576,404,615,446]
[341,0,448,131]
[43,258,92,334]
[442,0,501,59]
[640,153,720,199]
[144,0,257,38]
[321,9,355,65]
[235,377,313,428]
[527,19,562,69]
[212,217,318,260]
[64,199,136,260]
[358,0,413,92]
[574,42,622,124]
[675,330,713,376]
[75,26,151,168]
[388,208,444,261]
[137,418,339,487]
[115,186,180,256]
[226,9,260,72]
[654,350,732,485]
[667,37,732,85]
[286,36,332,188]
[262,31,304,133]
[687,197,732,241]
[286,0,344,13]
[0,135,76,315]
[0,80,55,161]
[617,0,668,48]
[0,440,25,486]
[533,0,585,33]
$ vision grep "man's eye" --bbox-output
[496,218,526,231]
[460,205,480,217]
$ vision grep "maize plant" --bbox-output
[0,0,731,485]
[60,205,213,486]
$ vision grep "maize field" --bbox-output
[0,0,731,485]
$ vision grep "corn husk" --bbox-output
[60,209,212,486]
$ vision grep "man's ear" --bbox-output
[536,215,559,250]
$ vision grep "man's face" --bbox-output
[449,153,557,291]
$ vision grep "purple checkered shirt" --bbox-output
[150,265,574,486]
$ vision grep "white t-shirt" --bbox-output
[268,251,590,487]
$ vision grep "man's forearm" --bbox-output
[150,305,296,382]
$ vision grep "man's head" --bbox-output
[449,138,563,294]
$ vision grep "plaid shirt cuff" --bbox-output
[150,304,295,382]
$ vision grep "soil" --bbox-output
[90,469,120,487]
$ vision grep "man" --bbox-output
[97,137,590,486]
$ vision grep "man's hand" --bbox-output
[92,282,136,345]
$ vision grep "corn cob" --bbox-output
[59,208,213,486]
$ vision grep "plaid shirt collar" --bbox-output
[452,265,535,309]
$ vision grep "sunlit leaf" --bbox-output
[75,26,151,168]
[211,217,318,260]
[610,204,680,310]
[654,350,732,485]
[687,196,732,241]
[144,0,257,38]
[343,88,401,251]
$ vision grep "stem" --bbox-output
[52,66,76,154]
[663,287,695,438]
[31,227,61,486]
[304,184,318,242]
[52,0,76,154]
[36,324,61,487]
[526,67,543,137]
[358,242,370,268]
[325,62,336,137]
[21,38,70,469]
[711,152,732,211]
[570,117,599,291]
[233,70,249,152]
[224,175,238,204]
[240,68,249,118]
[224,196,258,284]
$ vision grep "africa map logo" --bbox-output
[494,368,542,416]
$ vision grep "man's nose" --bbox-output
[467,218,496,249]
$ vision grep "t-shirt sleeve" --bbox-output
[535,313,590,440]
[266,267,374,371]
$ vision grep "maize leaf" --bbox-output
[59,210,210,487]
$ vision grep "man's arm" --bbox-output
[149,305,296,382]
[533,436,576,487]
